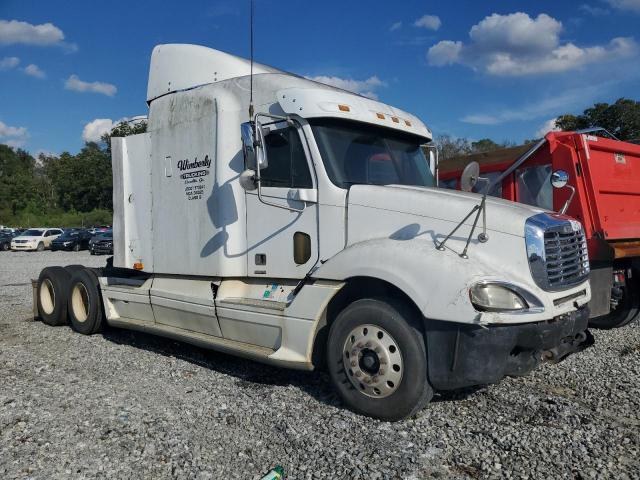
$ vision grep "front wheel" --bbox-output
[327,297,433,421]
[36,242,44,252]
[73,243,80,252]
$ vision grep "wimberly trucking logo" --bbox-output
[178,155,211,201]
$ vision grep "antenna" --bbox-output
[248,0,255,122]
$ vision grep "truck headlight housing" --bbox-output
[470,283,529,312]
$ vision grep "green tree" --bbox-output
[101,119,147,154]
[556,98,640,142]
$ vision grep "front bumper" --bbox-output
[91,244,113,254]
[11,243,36,250]
[51,243,75,251]
[426,306,592,390]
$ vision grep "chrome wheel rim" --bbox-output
[342,324,403,398]
[39,279,55,315]
[71,283,90,323]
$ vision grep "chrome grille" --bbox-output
[544,229,589,289]
[525,213,590,291]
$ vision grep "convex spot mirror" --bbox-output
[240,122,268,171]
[460,161,480,192]
[551,170,569,189]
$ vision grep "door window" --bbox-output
[516,164,553,210]
[260,127,313,188]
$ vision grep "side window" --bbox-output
[261,127,313,188]
[516,164,552,210]
[472,171,503,197]
[43,230,51,237]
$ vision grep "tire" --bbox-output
[36,242,44,252]
[90,249,95,255]
[73,243,80,252]
[2,243,8,251]
[67,268,104,335]
[65,264,86,277]
[589,277,640,329]
[327,297,433,421]
[37,267,71,326]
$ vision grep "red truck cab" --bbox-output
[439,131,640,328]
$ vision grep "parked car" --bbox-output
[89,230,113,255]
[0,230,19,251]
[11,228,64,251]
[51,229,92,251]
[88,226,111,236]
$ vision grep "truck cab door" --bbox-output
[245,123,319,279]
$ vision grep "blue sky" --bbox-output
[1,0,639,156]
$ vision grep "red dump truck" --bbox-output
[439,131,640,329]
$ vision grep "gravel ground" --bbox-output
[1,251,639,479]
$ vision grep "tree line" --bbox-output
[0,99,637,226]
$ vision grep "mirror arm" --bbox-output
[559,185,576,215]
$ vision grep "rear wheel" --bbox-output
[589,275,640,329]
[2,243,8,251]
[37,267,71,326]
[68,268,104,335]
[327,297,433,421]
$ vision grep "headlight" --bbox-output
[470,283,528,312]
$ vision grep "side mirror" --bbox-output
[240,122,268,170]
[550,170,568,189]
[551,169,575,214]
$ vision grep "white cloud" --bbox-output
[414,15,441,31]
[0,19,64,46]
[536,118,561,137]
[65,74,117,96]
[606,0,640,12]
[23,63,45,78]
[390,21,402,32]
[0,56,20,70]
[81,116,145,142]
[0,120,29,147]
[82,119,115,142]
[460,81,617,127]
[305,75,386,99]
[35,149,58,158]
[579,4,611,15]
[427,12,638,76]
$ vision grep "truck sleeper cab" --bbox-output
[38,44,593,421]
[439,132,640,330]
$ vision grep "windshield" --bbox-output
[23,229,44,236]
[59,231,80,239]
[310,118,435,189]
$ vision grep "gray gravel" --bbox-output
[1,251,639,479]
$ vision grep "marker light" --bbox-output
[391,117,399,123]
[376,113,385,119]
[338,104,350,112]
[133,262,144,270]
[405,120,412,127]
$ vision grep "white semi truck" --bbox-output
[37,44,593,420]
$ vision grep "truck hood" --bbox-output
[347,184,546,238]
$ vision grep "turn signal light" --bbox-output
[133,262,144,270]
[338,104,351,112]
